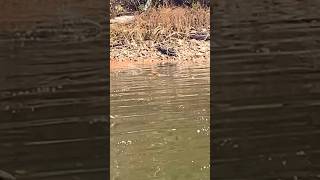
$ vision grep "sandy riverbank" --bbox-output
[111,38,209,69]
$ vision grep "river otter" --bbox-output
[154,44,177,57]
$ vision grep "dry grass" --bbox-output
[110,6,210,46]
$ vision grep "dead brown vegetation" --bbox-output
[110,6,209,46]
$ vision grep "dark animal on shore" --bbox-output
[155,44,178,56]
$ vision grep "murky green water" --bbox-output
[110,63,210,180]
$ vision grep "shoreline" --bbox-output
[110,38,210,72]
[110,30,210,72]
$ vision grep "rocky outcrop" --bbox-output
[110,15,135,24]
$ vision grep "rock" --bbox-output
[189,32,210,41]
[110,15,135,24]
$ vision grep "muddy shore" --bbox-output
[110,38,209,72]
[111,37,209,60]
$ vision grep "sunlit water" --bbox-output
[110,62,210,180]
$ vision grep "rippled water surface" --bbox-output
[110,62,210,180]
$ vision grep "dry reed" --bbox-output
[110,6,210,46]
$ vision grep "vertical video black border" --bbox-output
[0,1,110,179]
[210,0,214,178]
[106,0,111,177]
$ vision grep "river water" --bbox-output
[110,62,210,180]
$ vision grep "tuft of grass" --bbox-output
[110,6,209,46]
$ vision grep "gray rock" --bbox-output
[154,45,177,57]
[189,32,210,41]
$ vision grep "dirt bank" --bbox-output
[110,38,209,71]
